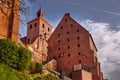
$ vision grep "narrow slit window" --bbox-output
[42,24,44,28]
[30,25,32,29]
[78,44,80,48]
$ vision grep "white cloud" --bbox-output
[81,20,120,78]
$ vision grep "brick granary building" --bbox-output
[48,13,103,80]
[20,8,104,80]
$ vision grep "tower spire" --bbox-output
[37,7,44,17]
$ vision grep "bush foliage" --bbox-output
[0,39,32,71]
[29,62,43,73]
[0,63,31,80]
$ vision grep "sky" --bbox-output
[20,0,120,80]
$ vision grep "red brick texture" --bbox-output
[0,0,20,42]
[48,13,103,80]
[20,8,52,63]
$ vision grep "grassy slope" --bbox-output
[0,63,31,80]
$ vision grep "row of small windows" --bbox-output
[30,23,37,29]
[58,44,80,51]
[58,30,79,36]
[57,37,80,43]
[58,52,81,58]
[29,23,50,32]
[60,24,73,29]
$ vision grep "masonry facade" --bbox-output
[0,0,20,42]
[20,8,103,80]
[47,13,103,80]
[20,8,52,63]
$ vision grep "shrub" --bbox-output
[0,63,31,80]
[17,46,32,71]
[0,39,32,71]
[35,63,43,72]
[29,62,43,73]
[33,73,60,80]
[0,39,18,68]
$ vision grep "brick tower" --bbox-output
[0,0,20,42]
[47,13,103,80]
[20,8,52,63]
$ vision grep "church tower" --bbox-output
[21,8,52,63]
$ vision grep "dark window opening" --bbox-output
[77,29,79,32]
[34,23,37,27]
[68,53,71,57]
[71,24,73,27]
[65,19,67,22]
[28,38,30,42]
[58,47,60,51]
[67,31,69,34]
[77,36,80,40]
[78,52,81,55]
[67,38,70,41]
[48,27,50,31]
[60,26,63,29]
[58,40,60,43]
[42,24,44,28]
[30,25,32,29]
[78,44,80,48]
[58,33,60,36]
[59,53,61,58]
[79,60,81,63]
[68,46,70,49]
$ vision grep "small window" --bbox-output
[67,38,70,41]
[77,36,80,40]
[71,24,73,27]
[58,47,60,51]
[28,38,30,42]
[78,52,81,55]
[42,24,44,28]
[78,44,80,48]
[59,55,61,58]
[34,23,37,27]
[48,27,50,31]
[58,40,60,43]
[79,60,81,63]
[68,46,70,49]
[30,25,32,29]
[77,29,79,32]
[67,31,69,34]
[60,26,63,29]
[58,33,60,36]
[68,53,71,57]
[59,53,61,58]
[65,19,67,22]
